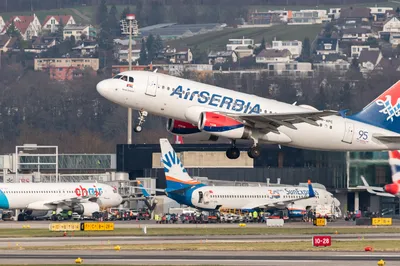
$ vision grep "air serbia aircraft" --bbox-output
[149,138,337,215]
[0,183,123,221]
[358,150,400,197]
[97,71,400,159]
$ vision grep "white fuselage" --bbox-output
[0,183,123,210]
[97,71,400,151]
[189,185,334,211]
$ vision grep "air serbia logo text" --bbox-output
[376,95,400,122]
[170,86,261,114]
[161,150,186,173]
[75,185,103,197]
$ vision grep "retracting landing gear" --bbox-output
[247,138,261,159]
[134,110,148,133]
[226,140,240,159]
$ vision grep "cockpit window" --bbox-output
[113,75,122,79]
[129,77,134,83]
[121,76,128,81]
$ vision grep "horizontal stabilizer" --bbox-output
[358,176,395,197]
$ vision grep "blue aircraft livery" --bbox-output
[170,86,261,114]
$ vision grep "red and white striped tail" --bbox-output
[174,136,184,144]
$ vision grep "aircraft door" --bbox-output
[145,76,158,96]
[342,122,354,144]
[198,191,203,203]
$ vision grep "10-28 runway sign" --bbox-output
[49,222,114,231]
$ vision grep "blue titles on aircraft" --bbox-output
[284,188,319,196]
[170,86,261,114]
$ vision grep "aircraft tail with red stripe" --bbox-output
[160,138,202,192]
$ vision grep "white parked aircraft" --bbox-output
[358,150,400,197]
[0,183,123,221]
[146,138,339,214]
[97,71,400,159]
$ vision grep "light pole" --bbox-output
[126,14,136,144]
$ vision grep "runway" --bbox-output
[0,250,397,265]
[0,219,399,229]
[0,233,398,247]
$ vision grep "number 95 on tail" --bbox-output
[312,236,332,247]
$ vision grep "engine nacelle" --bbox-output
[198,112,252,139]
[166,118,218,141]
[73,202,100,216]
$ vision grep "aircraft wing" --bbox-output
[373,135,400,143]
[27,195,99,209]
[222,110,337,132]
[357,175,395,198]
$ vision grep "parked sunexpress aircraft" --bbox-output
[358,150,400,197]
[151,138,337,215]
[0,183,123,221]
[97,71,400,159]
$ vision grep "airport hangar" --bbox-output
[0,143,397,216]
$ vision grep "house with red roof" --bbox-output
[42,15,76,33]
[0,16,5,33]
[1,14,42,40]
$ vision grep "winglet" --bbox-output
[308,180,316,198]
[338,109,349,118]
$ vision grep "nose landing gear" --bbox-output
[134,110,148,133]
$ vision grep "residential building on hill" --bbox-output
[272,40,302,58]
[1,14,42,40]
[256,49,291,63]
[42,15,76,33]
[63,25,96,40]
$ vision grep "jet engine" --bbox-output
[198,112,252,139]
[73,202,100,216]
[166,118,218,141]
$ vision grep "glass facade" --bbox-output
[348,151,392,188]
[18,154,115,170]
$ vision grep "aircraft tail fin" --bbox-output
[160,138,201,192]
[389,150,400,183]
[308,180,316,198]
[350,81,400,133]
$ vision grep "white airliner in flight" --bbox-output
[358,150,400,197]
[97,71,400,159]
[0,183,123,221]
[146,138,339,215]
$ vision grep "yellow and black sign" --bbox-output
[313,218,327,226]
[80,222,114,231]
[372,218,392,226]
[49,222,81,232]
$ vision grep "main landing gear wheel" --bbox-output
[134,110,148,133]
[247,146,261,159]
[226,147,240,159]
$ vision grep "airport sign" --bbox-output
[81,222,114,231]
[49,222,81,231]
[312,236,331,247]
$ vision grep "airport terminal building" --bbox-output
[0,143,397,217]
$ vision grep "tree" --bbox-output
[324,22,333,38]
[366,37,378,46]
[299,37,311,62]
[350,57,360,72]
[56,19,64,38]
[154,35,163,54]
[6,21,20,38]
[70,35,76,46]
[139,38,147,65]
[254,37,265,55]
[120,7,131,20]
[397,7,400,15]
[80,33,87,42]
[95,0,108,25]
[108,4,120,37]
[146,34,155,62]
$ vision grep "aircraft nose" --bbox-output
[96,80,107,96]
[384,183,399,195]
